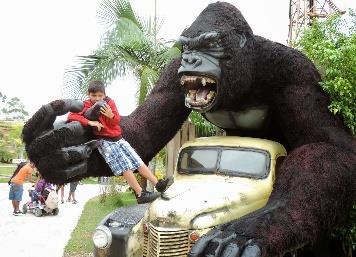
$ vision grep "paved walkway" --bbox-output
[0,183,101,257]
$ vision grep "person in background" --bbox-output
[56,184,65,204]
[8,162,36,216]
[67,181,79,204]
[31,175,53,205]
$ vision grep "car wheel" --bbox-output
[34,207,42,217]
[52,208,59,216]
[22,204,28,214]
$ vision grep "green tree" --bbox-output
[0,121,25,163]
[0,96,29,121]
[296,10,356,135]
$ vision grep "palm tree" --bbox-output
[63,0,180,104]
[63,0,217,136]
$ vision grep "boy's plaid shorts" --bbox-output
[97,138,143,176]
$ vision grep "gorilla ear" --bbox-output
[237,33,247,48]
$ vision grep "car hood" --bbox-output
[147,174,272,229]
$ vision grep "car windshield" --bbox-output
[178,146,270,178]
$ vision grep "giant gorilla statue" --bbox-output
[23,2,355,257]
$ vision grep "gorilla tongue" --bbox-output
[196,87,210,101]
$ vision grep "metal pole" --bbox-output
[154,0,157,48]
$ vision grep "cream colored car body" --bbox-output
[127,136,287,257]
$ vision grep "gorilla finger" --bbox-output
[241,245,261,257]
[22,99,83,145]
[204,233,237,257]
[188,230,223,257]
[221,243,240,257]
[42,161,88,184]
[38,141,99,170]
[44,99,84,117]
[27,122,88,161]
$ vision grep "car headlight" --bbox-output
[93,225,112,249]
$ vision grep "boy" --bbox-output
[68,80,169,204]
[9,162,36,215]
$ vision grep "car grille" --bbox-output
[143,224,195,257]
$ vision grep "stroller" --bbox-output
[23,182,59,217]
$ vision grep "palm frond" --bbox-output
[188,111,219,137]
[97,0,142,29]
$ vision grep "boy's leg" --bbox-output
[123,170,142,195]
[13,200,20,212]
[137,165,158,185]
[11,200,17,212]
[137,164,171,193]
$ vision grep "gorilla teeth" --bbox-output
[180,75,216,87]
[181,74,217,107]
[207,91,215,100]
[205,78,215,83]
[186,90,215,106]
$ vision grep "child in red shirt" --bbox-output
[68,81,169,203]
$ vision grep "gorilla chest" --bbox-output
[203,105,269,131]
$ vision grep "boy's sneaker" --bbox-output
[155,177,173,193]
[136,191,160,204]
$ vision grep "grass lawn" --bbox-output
[81,177,99,184]
[0,164,16,183]
[0,164,16,176]
[63,192,136,256]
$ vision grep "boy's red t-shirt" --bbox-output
[67,97,121,138]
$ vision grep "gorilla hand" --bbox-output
[22,99,112,184]
[83,99,106,120]
[189,224,262,257]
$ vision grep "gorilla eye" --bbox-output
[183,44,190,51]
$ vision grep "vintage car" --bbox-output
[93,136,287,257]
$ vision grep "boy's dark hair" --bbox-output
[88,80,105,94]
[8,162,27,185]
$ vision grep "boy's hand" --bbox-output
[88,120,104,131]
[100,104,114,119]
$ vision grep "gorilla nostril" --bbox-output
[193,58,202,68]
[241,245,261,257]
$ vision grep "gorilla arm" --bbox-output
[23,58,191,184]
[120,58,191,163]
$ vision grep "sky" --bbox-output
[0,0,354,117]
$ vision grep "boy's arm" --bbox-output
[27,167,36,183]
[68,110,90,126]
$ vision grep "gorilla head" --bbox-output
[178,2,256,113]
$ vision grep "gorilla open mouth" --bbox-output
[180,75,217,111]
